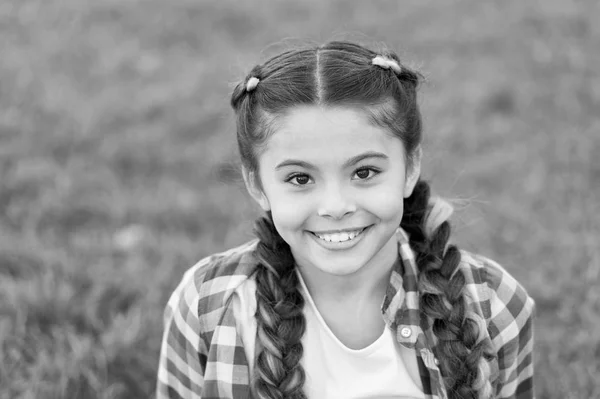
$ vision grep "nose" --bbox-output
[317,183,357,220]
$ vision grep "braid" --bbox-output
[401,181,493,399]
[252,213,307,399]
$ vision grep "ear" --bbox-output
[242,166,271,211]
[403,146,422,198]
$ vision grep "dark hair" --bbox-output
[230,41,491,399]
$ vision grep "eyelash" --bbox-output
[285,167,381,186]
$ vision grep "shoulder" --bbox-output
[456,250,535,344]
[456,249,535,312]
[194,238,260,289]
[164,239,260,336]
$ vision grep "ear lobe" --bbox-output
[242,167,271,211]
[404,147,422,198]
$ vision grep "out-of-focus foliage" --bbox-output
[0,0,598,397]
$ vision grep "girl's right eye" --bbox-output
[285,173,313,186]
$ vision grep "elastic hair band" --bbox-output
[424,196,454,238]
[372,55,402,75]
[246,77,260,92]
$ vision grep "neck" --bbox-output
[295,234,398,305]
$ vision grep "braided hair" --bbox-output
[251,214,307,399]
[230,41,491,399]
[402,181,494,399]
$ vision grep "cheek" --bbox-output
[362,184,405,220]
[268,191,312,230]
[259,175,305,224]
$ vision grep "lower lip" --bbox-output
[308,226,372,251]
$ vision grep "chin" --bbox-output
[317,261,365,276]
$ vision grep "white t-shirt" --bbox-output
[232,272,425,399]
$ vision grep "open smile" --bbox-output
[309,225,373,249]
[311,227,368,243]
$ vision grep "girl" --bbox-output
[157,41,535,399]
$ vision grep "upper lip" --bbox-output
[310,226,369,235]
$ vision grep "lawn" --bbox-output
[1,0,598,398]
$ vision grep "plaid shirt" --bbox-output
[157,228,535,399]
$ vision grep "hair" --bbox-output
[230,41,492,399]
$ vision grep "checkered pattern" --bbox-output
[157,229,535,398]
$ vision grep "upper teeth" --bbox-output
[315,229,363,243]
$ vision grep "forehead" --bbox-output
[261,106,405,166]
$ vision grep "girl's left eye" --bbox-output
[353,167,379,180]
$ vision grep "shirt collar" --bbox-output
[381,227,422,346]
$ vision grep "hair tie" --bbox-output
[372,55,402,75]
[246,77,260,92]
[424,196,454,238]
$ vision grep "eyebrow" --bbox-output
[274,151,389,171]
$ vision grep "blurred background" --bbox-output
[1,0,598,398]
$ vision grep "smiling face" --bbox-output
[245,105,420,281]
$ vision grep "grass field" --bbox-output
[1,0,599,398]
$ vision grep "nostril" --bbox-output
[317,207,357,219]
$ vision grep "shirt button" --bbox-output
[434,358,440,366]
[400,327,412,338]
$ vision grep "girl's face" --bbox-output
[245,105,420,279]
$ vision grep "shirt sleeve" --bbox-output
[485,259,536,399]
[157,268,207,399]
